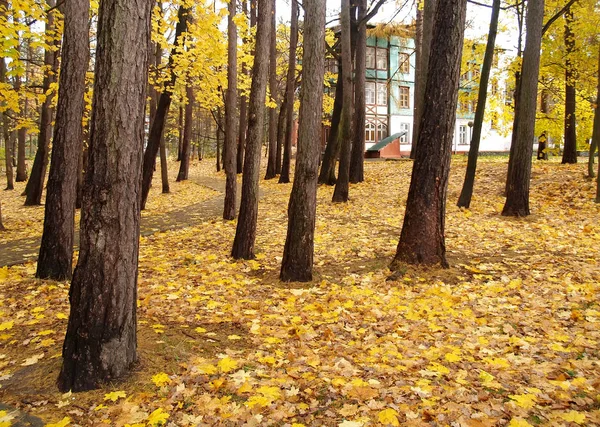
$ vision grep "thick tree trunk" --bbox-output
[332,0,354,203]
[349,0,367,184]
[318,60,343,185]
[140,5,188,210]
[278,0,298,184]
[275,92,288,174]
[457,0,500,209]
[223,0,238,220]
[57,0,151,392]
[231,0,272,259]
[502,0,544,216]
[37,0,89,281]
[264,0,278,180]
[177,86,194,181]
[392,0,467,268]
[561,8,577,164]
[280,0,326,282]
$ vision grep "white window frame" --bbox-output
[459,125,469,145]
[366,47,375,69]
[399,123,410,143]
[365,82,376,105]
[377,83,387,106]
[376,48,387,70]
[365,121,376,142]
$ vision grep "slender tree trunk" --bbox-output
[237,0,250,174]
[140,5,188,210]
[502,0,544,216]
[332,0,354,203]
[57,0,151,392]
[223,0,238,220]
[159,133,169,193]
[589,137,597,178]
[177,86,194,181]
[0,200,4,231]
[592,45,600,201]
[457,0,500,209]
[37,0,89,280]
[177,105,183,161]
[216,108,222,172]
[265,0,278,180]
[318,59,343,185]
[349,0,367,184]
[278,0,298,184]
[392,0,467,268]
[280,0,326,282]
[231,0,272,259]
[562,7,577,164]
[1,92,13,189]
[16,40,28,182]
[275,92,287,174]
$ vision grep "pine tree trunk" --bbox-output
[561,7,577,164]
[1,111,13,191]
[318,59,343,185]
[57,0,151,392]
[216,108,222,172]
[177,105,183,161]
[457,0,500,209]
[278,0,298,184]
[264,0,278,180]
[502,0,544,216]
[16,39,28,182]
[231,0,272,259]
[280,0,326,282]
[37,0,89,281]
[392,0,467,268]
[237,0,250,174]
[349,0,366,184]
[223,0,238,220]
[275,92,287,174]
[177,86,194,181]
[592,45,600,201]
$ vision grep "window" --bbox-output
[366,47,375,69]
[459,125,469,145]
[365,82,376,105]
[325,58,338,74]
[377,83,387,106]
[377,123,388,142]
[376,48,387,70]
[365,121,376,142]
[399,53,410,74]
[398,86,410,109]
[399,123,410,143]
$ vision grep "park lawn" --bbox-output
[1,157,600,426]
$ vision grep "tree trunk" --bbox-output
[177,105,183,161]
[237,0,250,174]
[177,86,194,181]
[57,0,151,392]
[1,106,13,191]
[16,48,28,182]
[589,137,597,178]
[278,0,298,184]
[318,59,343,185]
[159,134,169,193]
[561,7,577,164]
[223,0,238,220]
[457,0,500,209]
[264,0,278,180]
[349,0,367,184]
[231,0,272,259]
[410,0,437,159]
[280,0,326,282]
[502,0,544,216]
[392,0,467,268]
[275,92,288,174]
[0,200,4,231]
[216,107,222,172]
[332,0,354,203]
[37,0,89,281]
[24,0,59,205]
[140,5,188,210]
[592,45,600,201]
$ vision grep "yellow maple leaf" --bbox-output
[445,352,461,362]
[46,417,70,427]
[560,411,585,424]
[479,370,495,384]
[378,408,400,426]
[196,363,217,375]
[508,418,533,427]
[56,313,68,319]
[0,321,13,331]
[147,408,169,426]
[244,394,272,408]
[104,390,126,402]
[0,409,14,427]
[257,385,282,400]
[151,372,170,387]
[237,382,252,393]
[509,393,537,409]
[217,356,238,373]
[194,327,206,333]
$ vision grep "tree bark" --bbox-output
[177,105,183,161]
[592,45,600,201]
[280,0,326,282]
[332,0,354,203]
[561,7,577,164]
[275,91,288,174]
[265,0,278,180]
[349,0,367,184]
[216,107,223,172]
[318,59,343,185]
[177,86,194,181]
[392,0,467,268]
[457,0,500,209]
[278,0,298,184]
[57,0,151,392]
[502,0,544,216]
[238,0,250,174]
[37,0,89,281]
[231,0,272,259]
[140,5,188,210]
[16,39,28,182]
[0,200,4,231]
[589,137,597,178]
[223,0,238,220]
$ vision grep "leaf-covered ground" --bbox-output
[1,157,600,426]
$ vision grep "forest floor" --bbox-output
[1,157,600,427]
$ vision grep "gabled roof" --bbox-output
[366,132,405,152]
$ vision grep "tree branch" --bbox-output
[542,0,577,36]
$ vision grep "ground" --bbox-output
[0,157,599,426]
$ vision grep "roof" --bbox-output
[366,132,405,152]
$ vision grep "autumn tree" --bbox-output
[593,45,600,201]
[264,0,278,180]
[318,60,343,185]
[177,86,194,181]
[561,7,577,164]
[231,0,272,259]
[57,0,152,392]
[223,0,238,220]
[391,0,467,268]
[36,0,89,280]
[349,0,366,184]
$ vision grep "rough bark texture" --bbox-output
[392,0,467,268]
[332,0,353,203]
[24,0,58,205]
[223,0,238,220]
[265,0,278,180]
[349,0,366,184]
[216,108,222,172]
[593,46,600,201]
[561,8,577,164]
[177,86,194,182]
[177,106,183,161]
[237,0,250,174]
[457,0,500,209]
[16,39,27,182]
[57,0,151,392]
[502,0,544,217]
[275,92,287,174]
[318,60,343,185]
[141,6,188,210]
[231,0,272,259]
[1,56,13,190]
[410,0,437,159]
[280,0,326,282]
[37,0,89,280]
[278,0,298,184]
[0,201,4,230]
